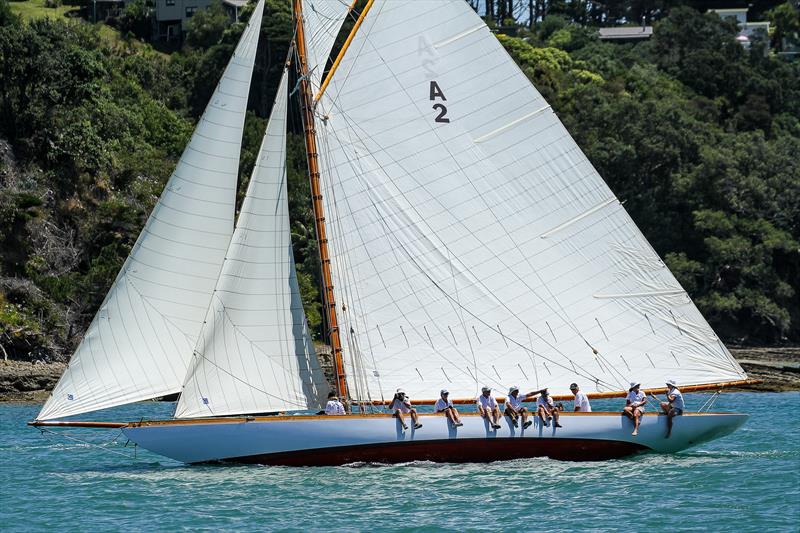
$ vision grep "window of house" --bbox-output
[185,6,198,17]
[165,0,175,5]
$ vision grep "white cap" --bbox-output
[508,386,519,394]
[629,382,641,390]
[440,389,449,395]
[666,379,677,388]
[396,388,406,394]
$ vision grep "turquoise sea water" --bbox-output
[2,392,799,532]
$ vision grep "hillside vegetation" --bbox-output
[0,0,798,364]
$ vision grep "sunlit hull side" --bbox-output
[122,412,747,465]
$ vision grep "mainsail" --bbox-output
[313,0,746,402]
[176,70,328,418]
[37,0,266,420]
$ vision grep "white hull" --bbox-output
[122,411,747,465]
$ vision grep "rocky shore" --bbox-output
[1,346,797,402]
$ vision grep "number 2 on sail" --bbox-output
[430,81,449,123]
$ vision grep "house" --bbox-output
[708,7,771,52]
[598,26,653,42]
[153,0,212,41]
[88,0,125,23]
[152,0,245,41]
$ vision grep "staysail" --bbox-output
[313,0,746,403]
[36,0,265,420]
[175,70,328,418]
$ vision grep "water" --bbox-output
[2,392,799,532]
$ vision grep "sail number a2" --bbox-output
[430,81,450,123]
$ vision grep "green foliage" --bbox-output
[1,0,19,26]
[767,1,800,51]
[184,0,230,49]
[0,1,798,364]
[116,0,151,40]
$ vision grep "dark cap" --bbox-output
[569,383,578,390]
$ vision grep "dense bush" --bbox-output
[0,0,798,364]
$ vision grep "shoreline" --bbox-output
[1,346,797,403]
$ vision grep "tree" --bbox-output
[767,1,800,51]
[184,0,231,49]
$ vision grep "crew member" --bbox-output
[623,382,646,436]
[434,389,463,427]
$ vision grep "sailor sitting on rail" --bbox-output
[476,386,503,430]
[659,380,684,438]
[623,382,647,436]
[570,383,592,412]
[434,389,463,427]
[324,392,345,415]
[504,386,535,429]
[536,388,562,428]
[389,388,422,430]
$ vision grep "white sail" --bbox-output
[176,70,328,418]
[314,0,746,402]
[37,0,265,421]
[301,0,351,91]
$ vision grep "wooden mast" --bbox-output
[293,0,349,406]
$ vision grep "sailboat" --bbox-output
[30,0,755,465]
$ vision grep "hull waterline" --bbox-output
[120,411,748,466]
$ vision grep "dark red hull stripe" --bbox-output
[207,438,651,466]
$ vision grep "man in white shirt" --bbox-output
[659,379,684,438]
[324,392,345,415]
[389,388,422,430]
[434,389,463,427]
[536,388,562,428]
[476,386,502,429]
[570,383,592,412]
[504,386,534,429]
[623,382,647,436]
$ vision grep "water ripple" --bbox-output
[2,393,799,532]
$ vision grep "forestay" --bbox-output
[301,0,352,91]
[36,0,265,420]
[176,70,328,418]
[314,0,746,403]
